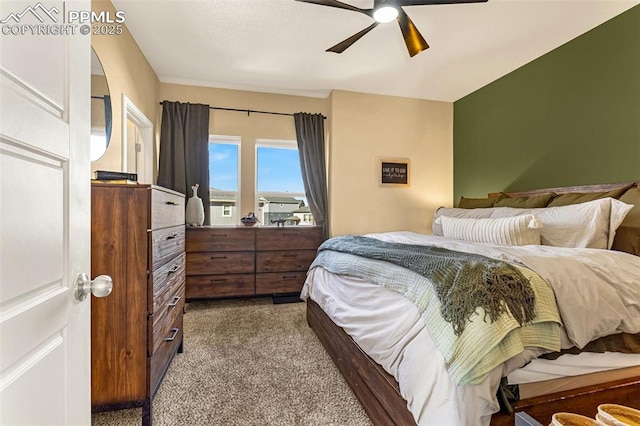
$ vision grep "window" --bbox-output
[209,136,240,225]
[256,140,313,226]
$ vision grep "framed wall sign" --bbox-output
[379,158,410,187]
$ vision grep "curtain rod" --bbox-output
[159,101,325,119]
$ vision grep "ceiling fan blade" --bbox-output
[295,0,373,16]
[396,0,487,5]
[327,23,379,54]
[397,8,429,57]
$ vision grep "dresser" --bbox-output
[185,226,322,299]
[91,183,186,426]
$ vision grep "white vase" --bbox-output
[185,183,205,226]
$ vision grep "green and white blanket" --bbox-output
[310,235,561,385]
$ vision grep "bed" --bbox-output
[302,181,640,426]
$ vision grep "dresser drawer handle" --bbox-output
[164,328,179,342]
[166,233,180,240]
[282,232,299,236]
[211,278,228,283]
[167,265,180,274]
[168,296,181,307]
[282,275,298,280]
[210,255,227,260]
[165,201,180,206]
[282,254,298,258]
[211,233,227,237]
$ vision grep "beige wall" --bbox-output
[157,85,453,234]
[328,90,453,236]
[159,83,326,217]
[90,0,160,176]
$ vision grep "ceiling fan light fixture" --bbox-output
[373,6,398,24]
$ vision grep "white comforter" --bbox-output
[301,231,640,425]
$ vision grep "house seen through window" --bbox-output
[209,136,239,225]
[256,140,314,226]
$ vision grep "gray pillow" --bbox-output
[494,193,554,208]
[457,196,497,209]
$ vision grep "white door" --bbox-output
[0,0,91,424]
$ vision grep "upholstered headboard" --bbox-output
[483,181,640,257]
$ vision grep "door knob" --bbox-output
[74,273,113,302]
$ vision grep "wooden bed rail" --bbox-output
[307,299,640,426]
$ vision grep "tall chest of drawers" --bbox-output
[91,184,185,425]
[185,226,322,299]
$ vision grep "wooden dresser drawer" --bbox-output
[151,225,185,272]
[152,279,185,332]
[149,313,183,397]
[186,227,255,252]
[151,187,185,230]
[151,254,185,314]
[256,249,317,273]
[186,251,255,275]
[255,227,322,251]
[256,272,307,295]
[150,282,185,355]
[186,274,255,299]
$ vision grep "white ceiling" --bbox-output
[112,0,639,102]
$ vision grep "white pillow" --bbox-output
[432,207,495,236]
[608,198,634,249]
[435,214,542,246]
[488,198,633,249]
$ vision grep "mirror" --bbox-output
[90,48,112,161]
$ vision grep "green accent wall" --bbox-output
[453,5,640,203]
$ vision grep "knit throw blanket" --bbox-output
[311,235,561,385]
[319,235,536,336]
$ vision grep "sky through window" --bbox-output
[257,146,304,193]
[209,143,238,191]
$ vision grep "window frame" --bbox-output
[254,139,309,225]
[209,135,241,224]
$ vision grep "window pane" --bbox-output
[210,143,238,191]
[257,146,304,193]
[256,144,313,226]
[209,142,238,225]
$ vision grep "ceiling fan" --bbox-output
[295,0,488,57]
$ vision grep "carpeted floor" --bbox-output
[92,298,372,425]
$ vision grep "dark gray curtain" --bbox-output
[103,95,112,144]
[157,101,211,224]
[294,113,329,240]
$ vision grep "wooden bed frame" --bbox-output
[307,181,640,426]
